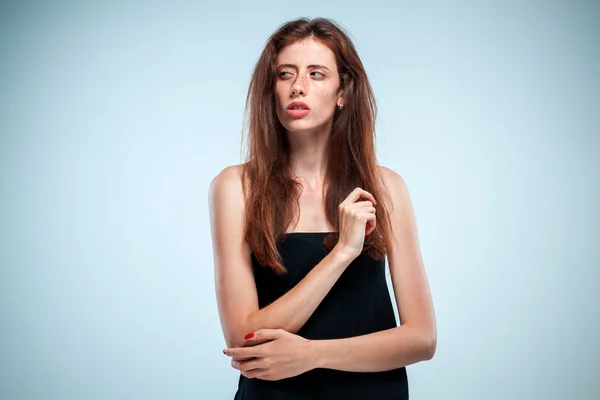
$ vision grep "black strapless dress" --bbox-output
[234,232,409,400]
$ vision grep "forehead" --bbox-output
[276,38,337,69]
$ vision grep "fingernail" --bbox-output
[244,332,254,339]
[223,349,227,354]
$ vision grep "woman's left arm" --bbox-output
[309,324,434,372]
[311,167,436,372]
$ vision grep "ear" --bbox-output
[337,90,344,107]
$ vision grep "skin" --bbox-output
[213,37,436,381]
[274,37,343,196]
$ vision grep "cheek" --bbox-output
[275,80,291,97]
[274,85,288,110]
[315,91,338,115]
[274,88,289,124]
[319,86,338,104]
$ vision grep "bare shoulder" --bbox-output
[209,164,245,197]
[377,165,411,212]
[208,163,247,251]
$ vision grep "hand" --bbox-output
[223,328,315,381]
[336,187,377,259]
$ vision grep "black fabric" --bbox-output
[234,232,409,400]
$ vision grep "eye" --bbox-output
[311,71,325,78]
[279,71,293,78]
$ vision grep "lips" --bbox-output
[286,101,310,110]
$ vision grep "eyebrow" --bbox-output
[277,63,331,71]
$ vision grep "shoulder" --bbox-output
[209,164,245,192]
[208,164,246,208]
[377,165,410,211]
[378,165,402,185]
[210,164,244,185]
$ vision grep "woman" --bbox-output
[209,17,436,400]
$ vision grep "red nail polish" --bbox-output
[223,349,226,354]
[244,332,254,339]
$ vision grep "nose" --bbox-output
[291,75,307,97]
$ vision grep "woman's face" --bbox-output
[274,38,343,134]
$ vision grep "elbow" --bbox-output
[225,319,273,349]
[226,333,253,349]
[224,312,296,349]
[424,338,436,360]
[224,334,242,350]
[410,324,436,361]
[224,326,252,349]
[224,313,258,349]
[227,327,257,349]
[423,332,437,360]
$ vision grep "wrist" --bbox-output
[331,245,357,265]
[306,339,326,369]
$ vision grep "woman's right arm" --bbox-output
[209,165,355,349]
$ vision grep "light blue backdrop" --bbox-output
[1,1,598,399]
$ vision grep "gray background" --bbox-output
[1,0,598,399]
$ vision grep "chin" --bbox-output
[284,122,311,132]
[283,119,331,134]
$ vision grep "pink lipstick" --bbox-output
[286,101,310,118]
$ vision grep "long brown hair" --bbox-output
[241,17,394,275]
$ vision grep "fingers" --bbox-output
[339,201,376,215]
[252,328,283,341]
[231,355,256,361]
[232,357,264,371]
[356,203,376,214]
[351,200,376,208]
[340,202,376,218]
[225,328,285,358]
[341,187,377,207]
[243,338,272,347]
[224,346,262,359]
[231,353,270,380]
[338,188,378,243]
[365,212,377,236]
[233,357,269,379]
[241,368,269,379]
